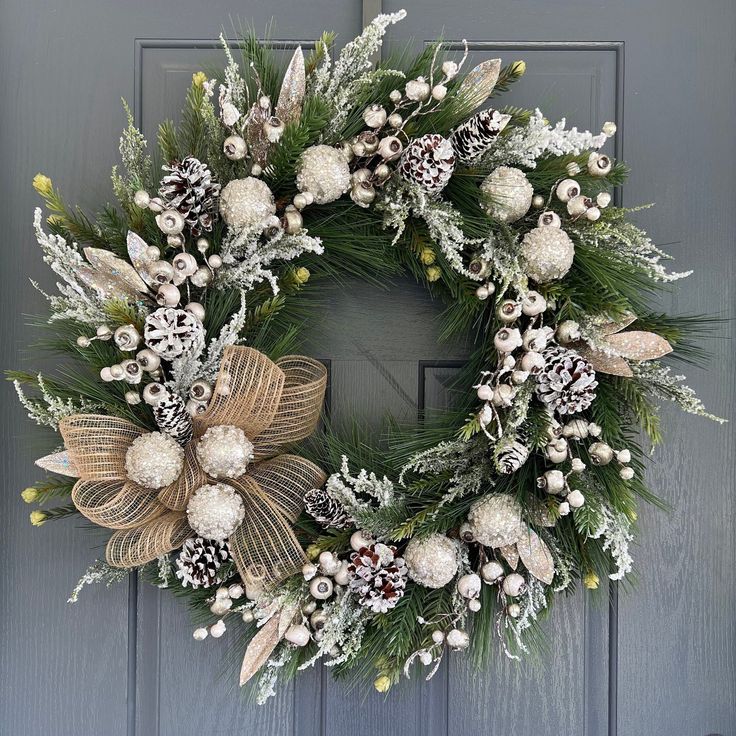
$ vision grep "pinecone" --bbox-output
[304,487,352,529]
[159,156,221,236]
[143,307,204,361]
[153,391,193,446]
[536,346,598,416]
[496,440,529,474]
[399,134,456,194]
[348,543,408,613]
[451,109,511,163]
[175,536,231,589]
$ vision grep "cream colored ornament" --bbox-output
[296,145,351,204]
[219,178,276,229]
[520,226,575,283]
[480,166,534,223]
[467,494,524,548]
[404,534,458,589]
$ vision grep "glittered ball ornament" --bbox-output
[520,226,575,283]
[467,494,524,548]
[195,424,254,479]
[296,145,351,204]
[125,432,185,489]
[186,483,245,542]
[219,177,276,229]
[480,166,534,223]
[404,533,458,589]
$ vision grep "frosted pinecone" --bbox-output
[399,134,456,194]
[496,440,529,474]
[175,536,231,589]
[159,156,220,235]
[451,109,511,163]
[304,487,352,529]
[348,543,408,613]
[536,346,598,415]
[143,307,204,361]
[153,391,193,446]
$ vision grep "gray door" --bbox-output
[1,1,734,735]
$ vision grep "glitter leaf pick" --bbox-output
[574,344,634,377]
[35,450,79,478]
[126,231,158,288]
[239,614,281,686]
[517,529,554,585]
[275,46,306,125]
[499,544,519,570]
[605,331,673,361]
[456,58,502,111]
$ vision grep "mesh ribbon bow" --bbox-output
[59,346,327,589]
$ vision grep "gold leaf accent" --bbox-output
[239,615,281,686]
[596,313,637,336]
[274,46,306,125]
[605,331,673,361]
[457,58,501,111]
[517,529,554,585]
[499,544,519,570]
[574,343,634,377]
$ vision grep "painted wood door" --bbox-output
[1,2,734,735]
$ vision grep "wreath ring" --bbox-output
[15,11,722,701]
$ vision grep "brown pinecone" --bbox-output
[159,156,220,235]
[536,346,598,415]
[304,487,352,529]
[175,536,231,589]
[348,543,408,613]
[399,134,456,193]
[451,109,510,163]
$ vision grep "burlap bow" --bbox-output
[59,346,327,589]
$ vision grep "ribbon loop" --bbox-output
[72,479,166,529]
[60,415,145,480]
[106,512,191,568]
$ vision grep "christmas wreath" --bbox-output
[14,10,723,702]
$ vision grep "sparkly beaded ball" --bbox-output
[186,483,245,542]
[125,431,185,489]
[404,533,458,588]
[467,494,524,548]
[296,144,351,204]
[519,225,576,283]
[480,165,534,223]
[195,424,254,479]
[218,177,276,229]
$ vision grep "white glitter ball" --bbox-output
[296,145,351,204]
[186,483,245,542]
[520,225,575,283]
[480,166,534,223]
[468,494,524,548]
[125,432,185,489]
[404,534,458,589]
[218,177,276,229]
[195,425,254,479]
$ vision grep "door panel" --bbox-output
[1,2,734,736]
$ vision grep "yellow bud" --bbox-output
[373,675,391,693]
[21,487,39,504]
[511,60,526,76]
[30,510,47,527]
[583,572,599,590]
[32,173,53,197]
[295,266,310,285]
[626,508,638,522]
[305,544,321,561]
[419,248,436,266]
[192,71,207,87]
[46,215,66,226]
[425,266,441,283]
